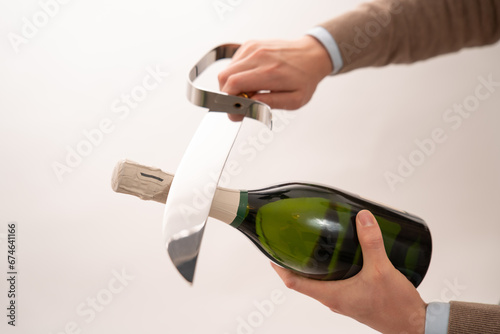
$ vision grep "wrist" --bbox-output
[306,26,344,75]
[382,301,427,334]
[298,35,334,80]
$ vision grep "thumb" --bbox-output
[356,210,390,269]
[227,114,244,122]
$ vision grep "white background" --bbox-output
[1,0,499,333]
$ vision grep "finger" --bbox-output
[227,114,244,122]
[221,50,301,96]
[218,58,258,91]
[219,41,267,90]
[271,263,346,305]
[251,91,306,110]
[231,40,281,63]
[220,65,277,96]
[231,41,261,62]
[271,263,323,295]
[356,210,390,269]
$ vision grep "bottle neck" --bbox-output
[112,160,249,227]
[210,187,248,227]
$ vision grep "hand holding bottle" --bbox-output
[272,210,427,334]
[218,35,332,118]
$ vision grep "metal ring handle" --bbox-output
[187,44,272,129]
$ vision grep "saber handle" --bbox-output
[187,44,272,129]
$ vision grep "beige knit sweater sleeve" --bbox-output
[449,301,500,333]
[319,0,500,73]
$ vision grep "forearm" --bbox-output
[319,0,500,73]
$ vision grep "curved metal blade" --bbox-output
[162,113,242,283]
[162,44,272,284]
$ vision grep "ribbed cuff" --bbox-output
[448,301,500,333]
[425,302,450,334]
[306,26,344,75]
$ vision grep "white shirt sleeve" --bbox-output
[425,302,451,334]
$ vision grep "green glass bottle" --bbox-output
[230,183,431,287]
[112,160,432,287]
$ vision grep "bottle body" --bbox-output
[230,183,432,287]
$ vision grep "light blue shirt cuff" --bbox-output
[425,302,450,334]
[306,26,344,75]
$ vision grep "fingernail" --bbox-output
[358,210,374,227]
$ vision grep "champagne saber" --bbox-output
[162,45,272,283]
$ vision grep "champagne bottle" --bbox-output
[112,160,432,287]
